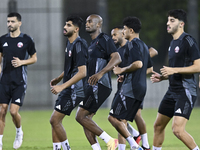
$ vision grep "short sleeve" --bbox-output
[27,37,36,56]
[74,41,87,67]
[128,41,142,63]
[185,36,200,61]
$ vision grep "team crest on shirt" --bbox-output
[174,46,180,53]
[69,50,72,57]
[17,42,23,48]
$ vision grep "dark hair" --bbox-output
[7,12,21,21]
[168,9,187,23]
[66,15,83,29]
[112,26,124,30]
[123,16,141,33]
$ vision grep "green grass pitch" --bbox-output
[2,108,200,150]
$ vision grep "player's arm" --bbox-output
[11,52,37,68]
[160,58,200,77]
[113,60,142,75]
[0,53,2,73]
[150,71,168,83]
[146,67,153,74]
[88,52,121,85]
[149,47,158,58]
[50,71,64,86]
[51,65,86,95]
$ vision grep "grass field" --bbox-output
[2,108,200,150]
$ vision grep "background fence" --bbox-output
[0,0,199,110]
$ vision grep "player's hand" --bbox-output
[50,78,60,86]
[113,66,124,75]
[160,66,176,77]
[150,71,162,83]
[51,85,64,95]
[11,57,22,68]
[117,75,124,82]
[88,72,103,85]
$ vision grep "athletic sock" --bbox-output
[91,143,101,150]
[53,142,61,150]
[152,146,162,150]
[99,131,112,143]
[141,133,150,148]
[118,144,126,150]
[61,139,70,150]
[126,135,139,149]
[0,135,3,145]
[16,126,23,134]
[127,123,140,137]
[193,146,200,150]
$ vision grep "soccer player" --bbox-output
[49,15,88,150]
[151,9,200,150]
[0,12,37,150]
[111,26,157,150]
[108,16,153,150]
[75,14,121,150]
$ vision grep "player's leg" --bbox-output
[172,92,199,150]
[153,113,171,149]
[135,108,150,149]
[118,132,127,150]
[50,110,70,150]
[83,113,101,150]
[172,116,199,150]
[0,104,8,150]
[11,84,27,149]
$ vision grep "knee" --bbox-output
[9,108,18,117]
[172,125,182,139]
[0,106,7,118]
[154,121,164,133]
[49,116,58,126]
[75,113,82,123]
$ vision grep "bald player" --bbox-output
[76,14,121,150]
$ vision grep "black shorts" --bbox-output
[79,83,111,113]
[54,89,84,115]
[158,88,196,120]
[0,83,26,106]
[109,92,142,122]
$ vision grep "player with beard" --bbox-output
[151,9,200,150]
[76,14,121,150]
[111,27,157,150]
[49,15,88,150]
[0,12,37,150]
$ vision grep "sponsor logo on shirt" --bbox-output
[17,42,23,48]
[174,46,180,53]
[3,42,8,47]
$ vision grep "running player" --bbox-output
[108,16,153,150]
[0,12,37,150]
[75,14,121,150]
[111,26,157,150]
[151,9,200,150]
[49,15,88,150]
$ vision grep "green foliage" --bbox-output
[2,108,200,149]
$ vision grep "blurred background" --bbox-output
[0,0,199,110]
